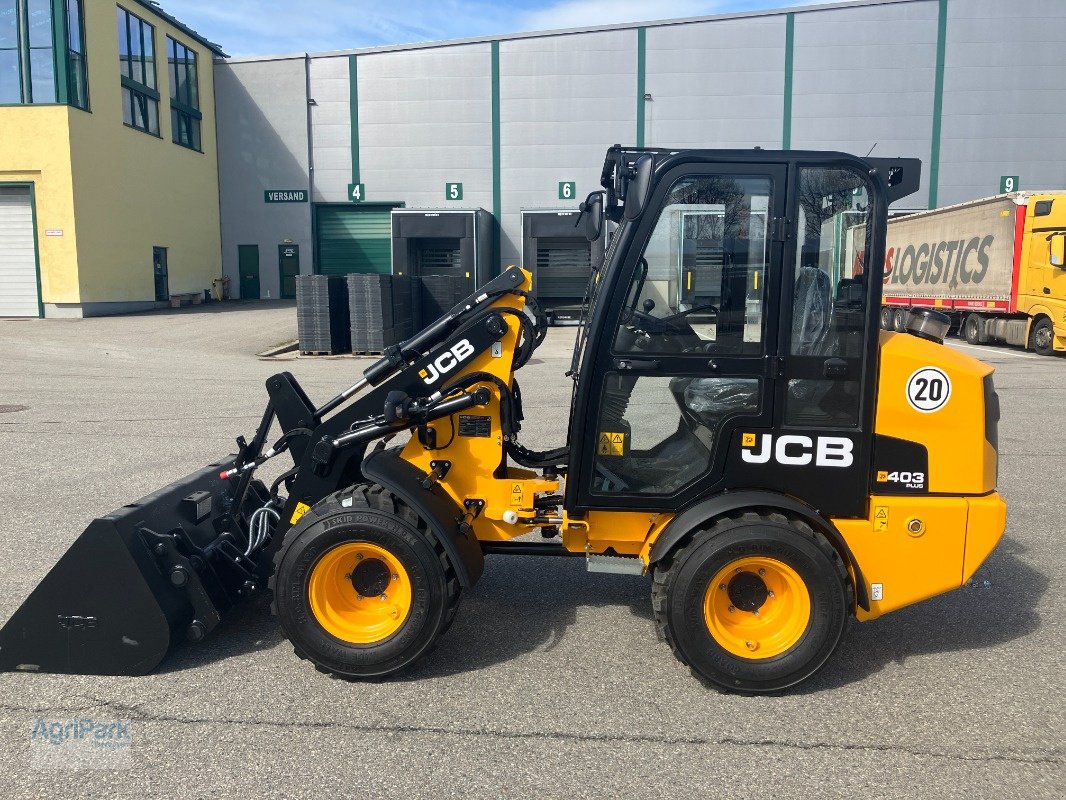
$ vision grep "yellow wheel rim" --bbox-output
[308,542,412,644]
[703,556,811,660]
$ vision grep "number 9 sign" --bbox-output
[906,367,951,413]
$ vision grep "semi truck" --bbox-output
[873,192,1066,355]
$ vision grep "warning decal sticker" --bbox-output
[598,432,625,457]
[290,501,312,525]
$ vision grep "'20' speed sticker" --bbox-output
[906,367,951,413]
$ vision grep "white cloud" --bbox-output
[519,0,722,31]
[158,0,813,56]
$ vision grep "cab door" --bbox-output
[570,162,787,511]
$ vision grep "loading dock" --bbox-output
[392,209,493,326]
[521,209,603,322]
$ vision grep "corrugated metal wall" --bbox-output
[215,0,1066,287]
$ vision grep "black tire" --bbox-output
[893,307,910,332]
[652,512,850,694]
[1030,316,1055,356]
[879,306,893,331]
[270,484,460,679]
[963,313,986,345]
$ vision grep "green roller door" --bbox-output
[315,204,396,275]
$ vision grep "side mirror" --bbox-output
[623,154,655,221]
[1051,233,1065,267]
[583,194,603,243]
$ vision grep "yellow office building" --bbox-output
[0,0,223,316]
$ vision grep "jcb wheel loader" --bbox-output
[0,147,1007,693]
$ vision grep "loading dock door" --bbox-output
[316,205,395,275]
[0,187,40,317]
[522,209,603,309]
[536,238,592,300]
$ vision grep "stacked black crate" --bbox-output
[418,275,467,329]
[296,275,350,354]
[348,275,414,353]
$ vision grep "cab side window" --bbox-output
[613,175,774,356]
[785,167,872,427]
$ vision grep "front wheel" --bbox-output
[270,485,460,679]
[1030,317,1056,356]
[652,512,850,693]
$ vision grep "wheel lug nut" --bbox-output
[728,605,736,613]
[356,594,363,600]
[380,593,387,601]
[719,583,726,591]
[758,568,765,577]
[746,640,758,651]
[392,574,399,581]
[753,610,760,617]
[768,590,775,598]
[355,554,363,561]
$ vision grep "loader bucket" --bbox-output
[0,457,264,676]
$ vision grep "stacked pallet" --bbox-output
[296,275,350,355]
[418,275,468,328]
[348,274,413,354]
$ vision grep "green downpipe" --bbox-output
[349,54,360,184]
[636,27,646,147]
[491,40,501,275]
[928,0,948,209]
[782,13,794,149]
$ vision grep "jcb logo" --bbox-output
[419,339,475,386]
[741,433,854,468]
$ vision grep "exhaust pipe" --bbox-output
[0,458,271,676]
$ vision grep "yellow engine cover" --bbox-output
[873,330,997,495]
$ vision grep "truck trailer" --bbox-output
[873,192,1066,355]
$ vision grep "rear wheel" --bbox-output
[879,306,893,330]
[1030,316,1055,356]
[893,307,910,332]
[964,313,986,345]
[270,484,460,679]
[652,512,849,693]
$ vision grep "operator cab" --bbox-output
[565,147,919,517]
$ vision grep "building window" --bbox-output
[167,36,200,150]
[0,0,84,106]
[65,0,85,109]
[0,2,18,104]
[117,5,158,135]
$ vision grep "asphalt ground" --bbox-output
[0,303,1062,798]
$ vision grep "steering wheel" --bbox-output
[626,300,720,337]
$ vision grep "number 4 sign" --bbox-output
[348,183,366,202]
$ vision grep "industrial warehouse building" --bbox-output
[1,0,1065,315]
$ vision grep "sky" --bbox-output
[159,0,809,57]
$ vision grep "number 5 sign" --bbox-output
[445,182,463,201]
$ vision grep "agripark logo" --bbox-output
[30,718,133,770]
[418,339,476,386]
